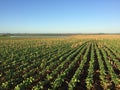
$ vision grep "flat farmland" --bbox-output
[0,35,120,90]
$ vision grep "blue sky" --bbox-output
[0,0,120,33]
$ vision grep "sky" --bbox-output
[0,0,120,33]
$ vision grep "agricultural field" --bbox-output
[0,35,120,90]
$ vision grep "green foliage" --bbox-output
[0,38,120,90]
